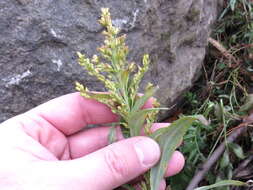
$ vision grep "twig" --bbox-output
[208,37,240,67]
[186,125,248,190]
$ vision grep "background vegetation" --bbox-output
[168,0,253,189]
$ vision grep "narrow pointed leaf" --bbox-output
[108,126,117,144]
[194,115,210,126]
[239,94,253,112]
[194,180,247,190]
[120,70,130,88]
[85,91,112,100]
[128,110,147,137]
[220,150,230,169]
[229,143,245,159]
[131,86,158,112]
[150,117,197,190]
[128,108,168,136]
[150,127,170,140]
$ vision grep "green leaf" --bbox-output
[150,117,197,190]
[194,180,247,190]
[85,91,112,100]
[220,150,230,169]
[229,143,245,159]
[121,184,136,190]
[128,110,147,137]
[128,108,165,136]
[120,69,130,88]
[229,0,236,11]
[219,7,229,20]
[108,126,117,144]
[214,102,223,121]
[131,85,158,113]
[239,94,253,112]
[193,115,210,126]
[150,127,170,140]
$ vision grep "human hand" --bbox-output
[0,93,185,190]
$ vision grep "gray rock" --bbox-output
[0,0,219,122]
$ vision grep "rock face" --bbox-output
[0,0,219,122]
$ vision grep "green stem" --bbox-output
[111,40,131,113]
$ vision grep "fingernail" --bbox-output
[134,138,160,167]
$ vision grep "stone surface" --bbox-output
[0,0,219,122]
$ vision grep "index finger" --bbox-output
[27,92,118,135]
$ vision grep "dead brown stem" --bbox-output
[208,37,241,67]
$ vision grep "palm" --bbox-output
[0,93,184,190]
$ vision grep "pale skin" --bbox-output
[0,93,185,190]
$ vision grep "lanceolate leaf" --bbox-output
[239,94,253,112]
[84,91,112,100]
[131,85,158,113]
[108,126,117,144]
[120,70,130,89]
[128,108,168,136]
[128,110,148,137]
[150,127,170,140]
[193,180,247,190]
[150,117,197,190]
[229,143,245,159]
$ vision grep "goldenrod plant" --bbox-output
[76,8,197,190]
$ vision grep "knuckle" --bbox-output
[104,148,129,180]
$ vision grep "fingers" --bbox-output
[55,137,161,190]
[68,123,170,159]
[159,179,166,190]
[145,123,170,134]
[68,126,123,158]
[24,92,155,136]
[68,123,185,178]
[26,92,118,135]
[165,151,185,177]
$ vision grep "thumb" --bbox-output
[61,136,160,190]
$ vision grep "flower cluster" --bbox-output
[76,8,159,137]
